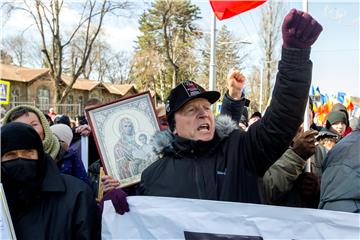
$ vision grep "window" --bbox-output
[78,96,83,115]
[10,88,20,108]
[67,94,74,113]
[37,86,50,112]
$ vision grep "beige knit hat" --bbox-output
[50,124,73,147]
[2,105,60,160]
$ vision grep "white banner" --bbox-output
[102,196,360,240]
[0,183,16,240]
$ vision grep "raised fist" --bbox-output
[282,8,323,49]
[227,68,246,100]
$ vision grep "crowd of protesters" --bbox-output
[1,8,359,239]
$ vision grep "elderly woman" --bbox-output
[3,105,89,184]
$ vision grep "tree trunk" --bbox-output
[171,65,179,88]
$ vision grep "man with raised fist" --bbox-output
[105,9,323,213]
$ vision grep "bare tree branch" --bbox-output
[3,0,133,103]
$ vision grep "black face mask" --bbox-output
[1,158,42,218]
[2,158,38,182]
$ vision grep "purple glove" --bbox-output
[282,8,323,49]
[100,188,129,215]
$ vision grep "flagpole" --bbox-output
[303,0,311,173]
[302,0,308,12]
[209,13,217,95]
[259,67,263,113]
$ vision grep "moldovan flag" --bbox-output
[344,96,355,111]
[210,0,268,20]
[337,91,346,104]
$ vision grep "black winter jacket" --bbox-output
[220,91,249,126]
[138,48,312,203]
[12,154,98,240]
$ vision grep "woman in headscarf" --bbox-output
[2,105,89,184]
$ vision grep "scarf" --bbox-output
[3,105,60,160]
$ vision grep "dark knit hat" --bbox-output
[1,122,47,180]
[57,115,71,127]
[332,103,349,127]
[1,122,47,193]
[1,122,44,161]
[326,110,347,129]
[166,80,220,131]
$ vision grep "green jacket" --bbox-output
[262,146,326,207]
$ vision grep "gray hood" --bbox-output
[150,115,238,154]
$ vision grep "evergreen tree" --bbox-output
[201,25,249,96]
[130,0,201,100]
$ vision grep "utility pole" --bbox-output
[259,67,263,113]
[303,0,311,173]
[209,13,217,92]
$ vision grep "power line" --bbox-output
[237,15,252,39]
[218,40,252,45]
[249,12,259,34]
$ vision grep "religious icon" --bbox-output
[86,92,160,187]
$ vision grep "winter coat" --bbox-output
[262,146,325,207]
[12,154,99,240]
[138,48,312,203]
[221,91,249,126]
[262,148,305,205]
[56,145,90,186]
[319,121,360,213]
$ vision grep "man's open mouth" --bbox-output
[198,123,210,131]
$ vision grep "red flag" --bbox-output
[210,0,267,20]
[323,100,332,114]
[346,99,355,111]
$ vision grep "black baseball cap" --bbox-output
[165,80,220,130]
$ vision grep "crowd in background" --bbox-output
[1,8,359,240]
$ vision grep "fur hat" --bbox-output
[50,124,73,147]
